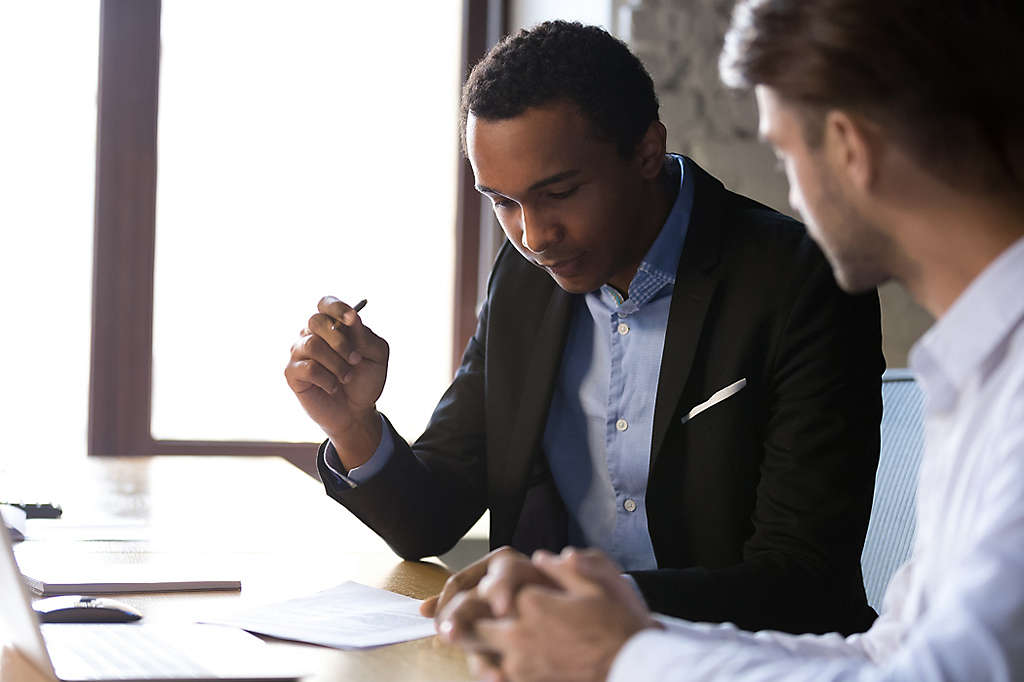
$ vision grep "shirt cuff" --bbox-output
[607,628,697,682]
[321,414,394,488]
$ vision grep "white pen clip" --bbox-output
[680,378,747,425]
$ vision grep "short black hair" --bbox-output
[460,20,659,157]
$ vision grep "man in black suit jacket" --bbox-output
[285,21,882,636]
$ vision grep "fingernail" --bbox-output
[439,619,454,642]
[349,351,362,364]
[341,372,352,384]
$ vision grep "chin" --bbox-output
[807,205,891,295]
[831,259,890,294]
[549,272,602,295]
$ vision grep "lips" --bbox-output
[538,254,585,277]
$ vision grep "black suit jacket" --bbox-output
[319,159,883,635]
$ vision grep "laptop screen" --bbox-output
[0,524,58,679]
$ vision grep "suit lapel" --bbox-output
[489,284,573,538]
[650,160,726,467]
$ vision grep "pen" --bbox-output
[331,298,367,331]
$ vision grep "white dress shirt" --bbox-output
[608,236,1024,682]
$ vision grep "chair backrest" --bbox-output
[860,369,926,611]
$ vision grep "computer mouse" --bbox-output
[33,595,144,623]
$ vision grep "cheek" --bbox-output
[570,193,621,246]
[786,162,821,225]
[497,215,536,262]
[495,208,522,241]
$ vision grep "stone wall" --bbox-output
[618,0,933,367]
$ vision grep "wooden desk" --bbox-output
[7,456,471,681]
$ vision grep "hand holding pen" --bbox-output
[331,298,367,331]
[284,296,389,470]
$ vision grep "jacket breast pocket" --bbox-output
[680,378,747,425]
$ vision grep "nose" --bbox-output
[520,206,562,254]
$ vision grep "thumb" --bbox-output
[564,550,639,603]
[420,595,439,618]
[531,551,606,597]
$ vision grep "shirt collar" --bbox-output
[910,235,1024,412]
[599,154,695,311]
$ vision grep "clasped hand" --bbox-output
[425,547,660,682]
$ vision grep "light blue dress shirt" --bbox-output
[324,156,695,572]
[543,155,693,570]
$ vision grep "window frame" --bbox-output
[88,0,506,475]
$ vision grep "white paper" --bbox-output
[200,581,436,649]
[25,519,151,542]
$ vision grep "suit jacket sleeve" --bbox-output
[632,244,883,635]
[316,285,496,561]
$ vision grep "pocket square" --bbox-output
[680,378,748,425]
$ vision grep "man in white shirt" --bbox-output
[435,0,1024,680]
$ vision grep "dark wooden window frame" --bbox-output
[88,0,506,476]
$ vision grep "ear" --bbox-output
[635,120,668,179]
[823,110,877,193]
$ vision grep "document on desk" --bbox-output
[200,581,436,649]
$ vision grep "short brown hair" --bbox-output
[720,0,1024,193]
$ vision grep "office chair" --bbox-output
[860,368,926,611]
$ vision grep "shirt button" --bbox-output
[623,499,637,512]
[617,322,630,335]
[615,418,628,432]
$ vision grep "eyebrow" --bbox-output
[476,169,582,196]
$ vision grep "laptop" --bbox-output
[0,526,304,681]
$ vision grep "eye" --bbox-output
[547,186,579,200]
[492,197,515,209]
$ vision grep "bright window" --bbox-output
[151,2,462,443]
[0,3,99,469]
